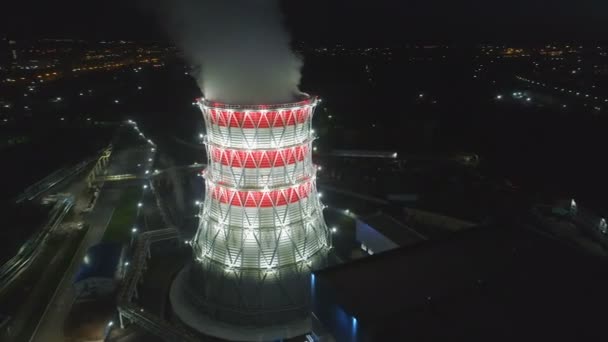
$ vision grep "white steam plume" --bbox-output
[159,0,303,104]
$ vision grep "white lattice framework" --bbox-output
[193,96,330,277]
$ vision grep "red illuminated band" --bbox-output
[206,108,311,128]
[210,182,312,207]
[209,145,309,168]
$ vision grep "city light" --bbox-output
[137,202,143,207]
[496,95,503,100]
[132,227,138,233]
[331,227,338,233]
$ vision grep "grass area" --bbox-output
[138,247,188,316]
[102,187,141,243]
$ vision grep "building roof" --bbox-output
[358,212,427,246]
[314,225,608,340]
[74,242,122,283]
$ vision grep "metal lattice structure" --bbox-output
[187,95,330,327]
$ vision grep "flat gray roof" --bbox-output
[314,225,608,339]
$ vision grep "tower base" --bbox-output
[170,264,312,341]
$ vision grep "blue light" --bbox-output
[352,316,358,326]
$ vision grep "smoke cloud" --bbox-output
[158,0,303,104]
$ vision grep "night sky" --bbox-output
[1,0,607,43]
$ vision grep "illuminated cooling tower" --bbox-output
[177,95,330,334]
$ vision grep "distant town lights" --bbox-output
[132,227,138,233]
[496,95,503,100]
[137,202,143,207]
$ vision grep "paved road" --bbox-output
[30,144,151,342]
[29,190,118,342]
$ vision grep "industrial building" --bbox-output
[73,243,124,300]
[312,225,608,341]
[356,212,427,255]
